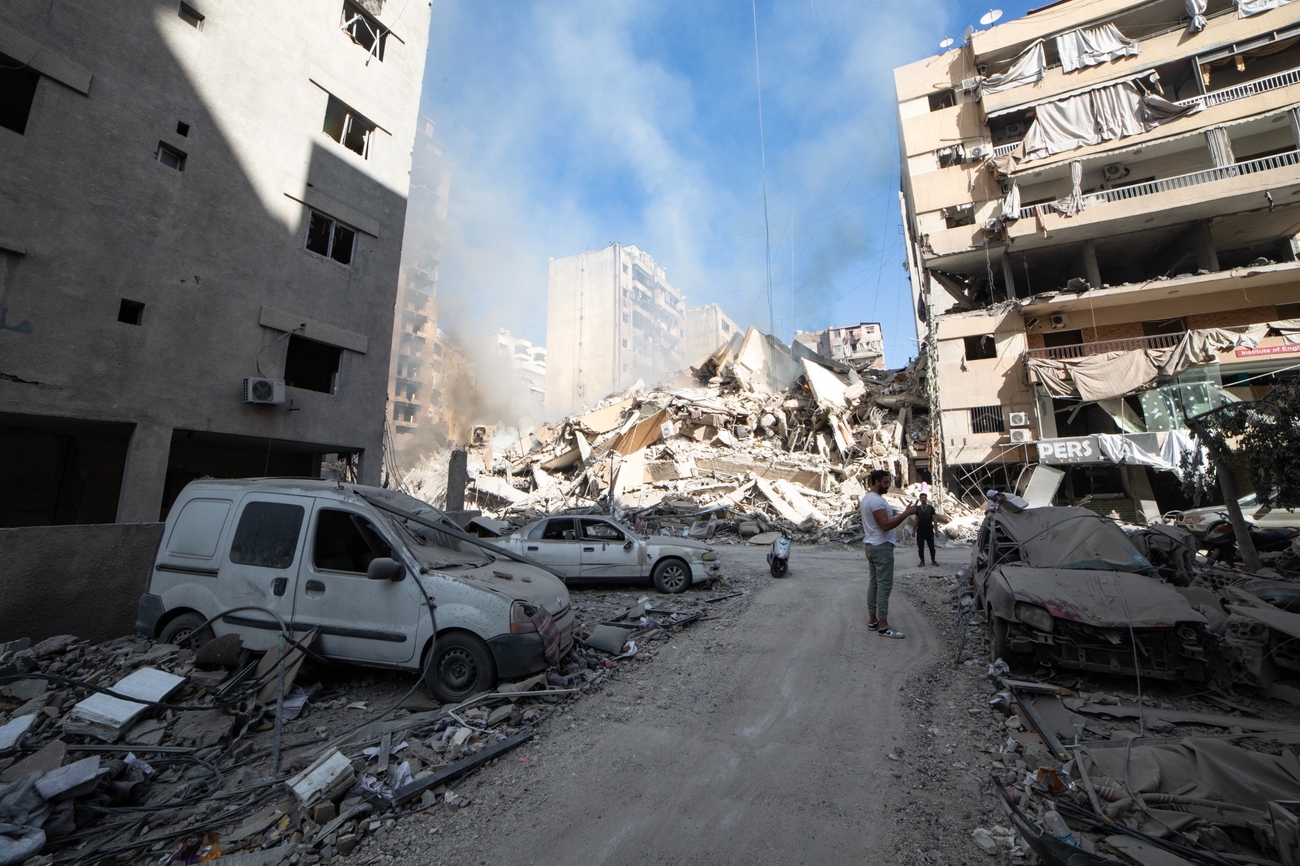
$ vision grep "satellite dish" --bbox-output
[963,25,975,42]
[979,8,1003,25]
[939,37,954,48]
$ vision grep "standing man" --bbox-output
[861,469,917,639]
[915,492,937,567]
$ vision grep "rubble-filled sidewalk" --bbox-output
[404,327,985,546]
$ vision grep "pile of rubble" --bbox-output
[404,327,984,544]
[0,590,729,865]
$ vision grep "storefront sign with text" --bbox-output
[1235,343,1300,358]
[1037,436,1105,464]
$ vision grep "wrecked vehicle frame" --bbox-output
[971,506,1210,681]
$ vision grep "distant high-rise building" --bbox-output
[490,329,547,411]
[545,245,685,414]
[793,323,885,370]
[683,304,740,367]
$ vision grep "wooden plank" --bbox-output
[392,730,533,807]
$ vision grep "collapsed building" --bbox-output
[895,0,1300,517]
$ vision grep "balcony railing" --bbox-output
[1026,332,1184,360]
[1019,149,1300,219]
[994,142,1020,157]
[1177,65,1300,109]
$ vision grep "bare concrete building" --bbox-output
[491,329,547,412]
[0,0,430,525]
[793,323,885,370]
[682,303,740,368]
[896,0,1300,513]
[545,245,686,415]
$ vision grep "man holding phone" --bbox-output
[860,469,917,639]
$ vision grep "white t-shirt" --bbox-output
[860,492,897,546]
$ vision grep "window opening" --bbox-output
[118,299,144,325]
[0,53,40,135]
[341,0,388,63]
[963,334,997,360]
[1042,329,1083,348]
[304,210,355,265]
[229,502,304,569]
[323,94,376,158]
[156,142,186,171]
[969,405,1006,434]
[928,90,956,112]
[178,2,204,28]
[540,518,576,540]
[1278,302,1300,318]
[314,509,392,573]
[176,121,190,137]
[1142,317,1187,336]
[581,519,624,541]
[284,335,341,394]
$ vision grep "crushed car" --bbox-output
[501,514,721,593]
[972,506,1211,681]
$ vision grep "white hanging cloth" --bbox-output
[1237,0,1295,17]
[982,41,1047,96]
[1186,0,1208,32]
[1056,24,1141,73]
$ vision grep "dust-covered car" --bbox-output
[1172,493,1300,540]
[501,515,721,593]
[972,506,1210,681]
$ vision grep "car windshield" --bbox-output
[359,488,492,569]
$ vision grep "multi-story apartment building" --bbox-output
[0,1,430,525]
[389,117,452,448]
[793,323,886,370]
[683,304,740,367]
[896,0,1300,515]
[490,329,547,412]
[545,245,686,414]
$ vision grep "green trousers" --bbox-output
[865,543,896,619]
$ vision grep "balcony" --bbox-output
[1026,332,1183,360]
[1018,149,1300,219]
[1178,65,1300,110]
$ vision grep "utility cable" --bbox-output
[751,0,774,335]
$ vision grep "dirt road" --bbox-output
[393,543,968,866]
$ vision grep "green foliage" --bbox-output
[1186,381,1300,509]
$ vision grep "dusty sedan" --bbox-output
[502,515,721,593]
[972,506,1210,681]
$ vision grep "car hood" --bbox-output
[993,565,1207,629]
[421,562,570,614]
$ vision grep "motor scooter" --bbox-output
[767,533,791,577]
[1204,517,1300,564]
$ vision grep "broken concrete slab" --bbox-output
[0,739,66,783]
[0,714,38,753]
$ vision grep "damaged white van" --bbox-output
[137,480,573,703]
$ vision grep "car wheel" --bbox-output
[990,616,1012,663]
[424,632,497,704]
[652,559,691,594]
[158,612,215,650]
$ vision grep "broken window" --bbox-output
[314,509,392,573]
[1042,329,1083,348]
[229,502,305,569]
[156,142,186,171]
[0,53,40,135]
[432,342,443,356]
[964,334,997,360]
[284,335,341,394]
[176,121,190,137]
[581,519,624,541]
[177,2,204,28]
[118,299,144,325]
[928,89,956,112]
[540,518,577,540]
[429,389,441,406]
[341,0,388,62]
[1278,301,1300,318]
[1142,317,1186,337]
[942,204,975,229]
[323,94,376,158]
[304,210,355,265]
[969,405,1006,434]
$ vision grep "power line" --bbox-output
[751,0,774,334]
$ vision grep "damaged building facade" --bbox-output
[0,0,431,525]
[896,0,1300,515]
[544,245,687,416]
[793,322,886,371]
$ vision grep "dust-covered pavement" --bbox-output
[368,541,985,866]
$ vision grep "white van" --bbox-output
[137,479,573,702]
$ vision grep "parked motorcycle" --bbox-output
[1204,517,1300,564]
[767,533,791,577]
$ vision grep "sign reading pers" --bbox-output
[1036,436,1105,465]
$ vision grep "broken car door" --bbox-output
[520,518,582,578]
[578,518,642,579]
[293,504,422,664]
[214,494,310,653]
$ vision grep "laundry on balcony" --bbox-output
[1056,23,1140,73]
[1237,0,1297,17]
[980,40,1046,96]
[1017,72,1203,161]
[1025,328,1254,401]
[1187,0,1208,32]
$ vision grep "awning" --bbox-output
[982,41,1047,96]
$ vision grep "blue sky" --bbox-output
[419,0,1038,368]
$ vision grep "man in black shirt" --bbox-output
[915,492,937,566]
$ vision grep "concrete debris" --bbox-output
[402,337,986,545]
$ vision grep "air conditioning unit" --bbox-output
[1009,428,1034,444]
[1009,412,1029,427]
[243,377,285,405]
[967,144,990,161]
[1050,313,1070,329]
[1103,163,1126,180]
[1002,121,1026,138]
[961,77,982,94]
[1024,316,1041,332]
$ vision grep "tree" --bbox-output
[1183,380,1300,572]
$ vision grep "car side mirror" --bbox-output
[367,557,405,582]
[623,540,634,552]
